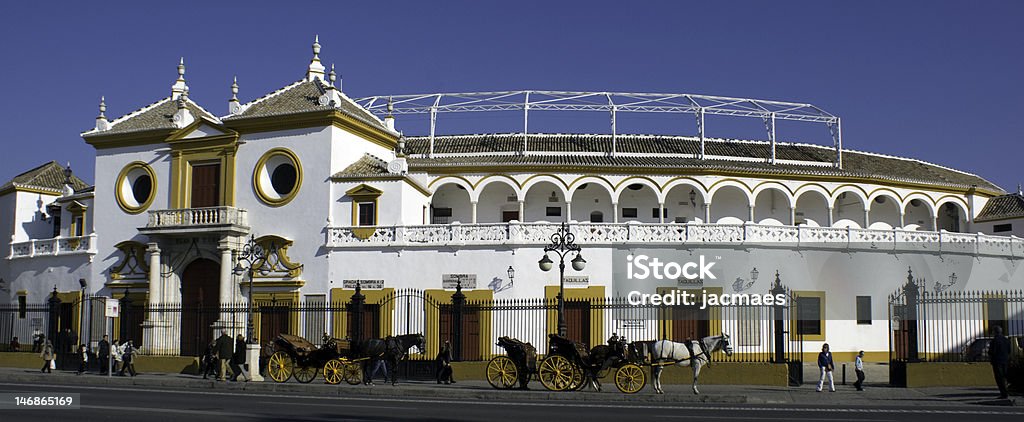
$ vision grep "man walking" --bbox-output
[816,343,835,392]
[98,335,110,375]
[31,328,42,353]
[853,350,865,391]
[214,330,233,381]
[990,326,1011,399]
[229,334,250,382]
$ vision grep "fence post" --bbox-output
[770,272,786,363]
[451,280,465,362]
[349,282,365,345]
[903,268,920,362]
[47,286,61,347]
[119,289,132,343]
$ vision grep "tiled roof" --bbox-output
[85,97,220,136]
[976,193,1024,222]
[332,154,390,178]
[403,134,1002,193]
[223,79,390,133]
[0,161,90,193]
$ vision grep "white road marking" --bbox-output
[656,416,896,422]
[0,382,1019,416]
[79,405,374,422]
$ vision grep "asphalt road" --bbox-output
[0,381,1021,422]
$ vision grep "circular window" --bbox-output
[116,162,157,214]
[254,148,302,206]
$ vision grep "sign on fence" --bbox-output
[343,279,384,289]
[565,276,589,285]
[104,298,119,318]
[442,274,476,289]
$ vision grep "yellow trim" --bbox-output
[0,185,64,197]
[253,148,303,207]
[328,288,396,340]
[114,162,157,214]
[253,235,303,278]
[612,176,662,193]
[250,292,300,343]
[981,292,1008,335]
[654,287,723,340]
[68,203,87,239]
[750,180,795,196]
[53,291,83,337]
[866,187,903,203]
[543,285,605,347]
[224,110,398,151]
[791,291,826,342]
[423,289,494,359]
[428,175,475,190]
[169,134,238,208]
[109,241,149,280]
[83,130,173,150]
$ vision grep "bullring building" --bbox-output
[1,38,1021,364]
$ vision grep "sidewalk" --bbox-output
[0,367,1016,407]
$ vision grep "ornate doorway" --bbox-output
[180,258,220,356]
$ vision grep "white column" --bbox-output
[518,200,525,222]
[931,216,938,231]
[899,212,905,229]
[703,203,711,224]
[147,243,161,306]
[470,201,478,224]
[827,207,834,227]
[748,205,754,223]
[863,209,870,228]
[219,243,233,306]
[566,201,572,223]
[612,202,619,223]
[790,206,796,226]
[658,202,665,224]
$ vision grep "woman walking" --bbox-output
[119,340,137,377]
[111,340,123,375]
[229,334,250,382]
[39,338,54,373]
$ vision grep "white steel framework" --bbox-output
[356,91,843,167]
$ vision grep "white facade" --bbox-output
[2,39,1021,359]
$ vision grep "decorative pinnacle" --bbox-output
[312,35,321,60]
[231,76,239,101]
[329,64,337,85]
[387,97,394,114]
[177,57,185,80]
[98,96,106,118]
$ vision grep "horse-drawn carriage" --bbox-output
[485,334,647,393]
[265,333,365,385]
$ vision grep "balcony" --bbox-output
[325,222,1023,258]
[8,234,97,260]
[140,206,250,236]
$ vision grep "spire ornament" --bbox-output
[229,76,243,115]
[171,57,188,100]
[306,35,326,82]
[94,96,110,131]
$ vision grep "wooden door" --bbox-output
[180,259,219,356]
[190,163,220,208]
[671,305,709,341]
[564,301,592,346]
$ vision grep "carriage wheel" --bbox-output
[294,365,317,384]
[342,361,364,385]
[614,364,646,394]
[323,359,344,385]
[486,356,519,389]
[538,355,575,391]
[267,351,294,383]
[571,364,587,391]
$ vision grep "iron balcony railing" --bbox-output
[325,222,1022,257]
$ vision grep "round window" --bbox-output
[255,148,302,206]
[116,163,157,214]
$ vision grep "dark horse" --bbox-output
[584,338,642,391]
[357,333,425,385]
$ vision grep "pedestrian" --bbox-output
[31,328,43,353]
[97,335,110,374]
[853,350,865,391]
[816,343,835,392]
[200,340,217,379]
[39,339,54,373]
[111,340,123,375]
[214,330,233,381]
[55,328,67,369]
[119,340,137,377]
[989,326,1011,399]
[364,359,388,385]
[229,334,250,382]
[76,344,89,375]
[9,336,21,352]
[435,340,455,384]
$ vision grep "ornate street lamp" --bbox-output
[689,189,697,207]
[507,266,515,288]
[538,222,585,337]
[232,235,266,344]
[751,268,759,283]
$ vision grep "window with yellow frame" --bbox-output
[791,290,826,341]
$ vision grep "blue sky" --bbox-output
[1,1,1021,191]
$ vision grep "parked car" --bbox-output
[963,335,1023,363]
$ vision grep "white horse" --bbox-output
[648,334,733,394]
